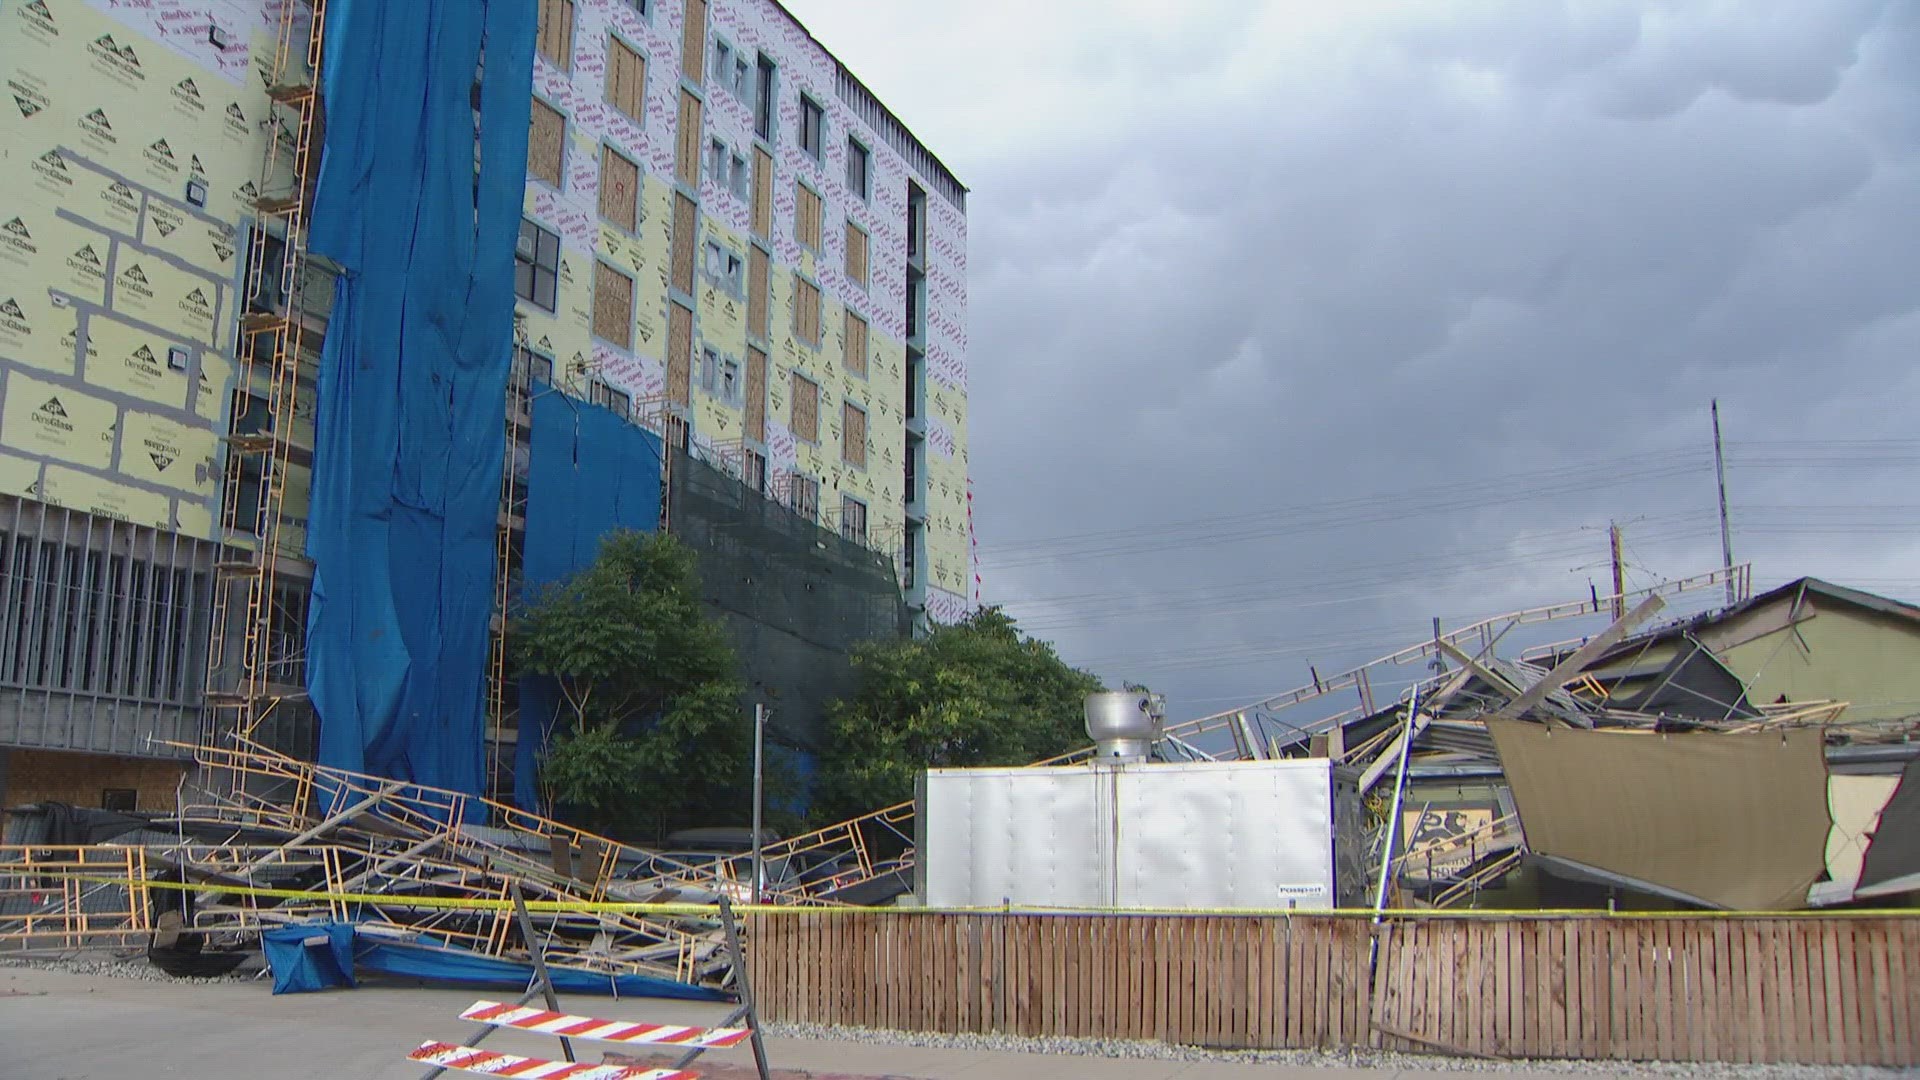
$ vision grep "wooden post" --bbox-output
[1609,523,1625,622]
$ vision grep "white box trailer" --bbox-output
[915,758,1370,911]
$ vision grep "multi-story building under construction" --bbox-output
[0,0,974,814]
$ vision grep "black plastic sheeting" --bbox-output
[665,449,909,775]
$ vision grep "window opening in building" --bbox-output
[729,152,749,201]
[516,219,560,311]
[754,54,776,141]
[799,94,824,161]
[847,137,870,201]
[744,448,767,495]
[840,495,868,545]
[591,380,631,420]
[790,473,820,522]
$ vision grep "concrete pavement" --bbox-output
[0,963,1815,1079]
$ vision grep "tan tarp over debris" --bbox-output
[1488,720,1829,910]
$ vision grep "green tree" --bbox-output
[813,606,1105,821]
[512,529,748,836]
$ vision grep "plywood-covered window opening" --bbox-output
[670,193,697,295]
[843,309,868,377]
[790,372,819,442]
[842,401,867,469]
[845,221,869,288]
[747,247,769,338]
[592,261,635,349]
[599,146,640,232]
[793,276,822,346]
[680,0,707,81]
[745,346,768,441]
[794,183,822,249]
[537,0,575,71]
[529,99,567,187]
[667,302,693,406]
[607,36,646,122]
[751,147,774,237]
[675,91,703,186]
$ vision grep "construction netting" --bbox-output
[665,449,909,798]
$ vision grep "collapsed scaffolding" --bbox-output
[10,560,1920,989]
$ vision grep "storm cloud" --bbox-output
[787,0,1920,718]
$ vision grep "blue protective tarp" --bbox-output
[512,394,663,810]
[353,937,725,1001]
[262,922,357,994]
[304,0,536,811]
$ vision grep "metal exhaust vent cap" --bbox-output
[1084,690,1166,761]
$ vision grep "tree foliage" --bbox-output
[512,530,747,835]
[813,607,1105,820]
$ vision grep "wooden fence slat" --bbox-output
[1884,920,1911,1065]
[738,911,1916,1066]
[1862,921,1890,1066]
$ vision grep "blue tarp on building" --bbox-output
[512,393,664,810]
[303,0,535,810]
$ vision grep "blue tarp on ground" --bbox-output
[262,923,357,994]
[303,0,536,811]
[512,394,663,810]
[355,937,725,1001]
[264,923,723,1001]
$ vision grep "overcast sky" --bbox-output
[785,0,1920,720]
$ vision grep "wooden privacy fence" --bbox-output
[745,911,1919,1067]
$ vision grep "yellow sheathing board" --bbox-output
[0,197,113,306]
[173,497,214,541]
[118,410,217,498]
[0,291,79,376]
[111,255,221,347]
[41,464,169,530]
[143,201,240,278]
[0,449,42,500]
[194,349,234,425]
[1,370,116,469]
[82,314,191,409]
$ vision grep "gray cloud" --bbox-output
[787,0,1920,718]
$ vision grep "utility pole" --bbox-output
[750,703,766,905]
[1609,522,1626,621]
[1712,399,1736,607]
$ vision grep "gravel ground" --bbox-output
[0,948,262,985]
[765,1021,1917,1077]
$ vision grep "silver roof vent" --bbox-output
[1084,690,1166,762]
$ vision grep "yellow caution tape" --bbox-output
[20,874,1918,920]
